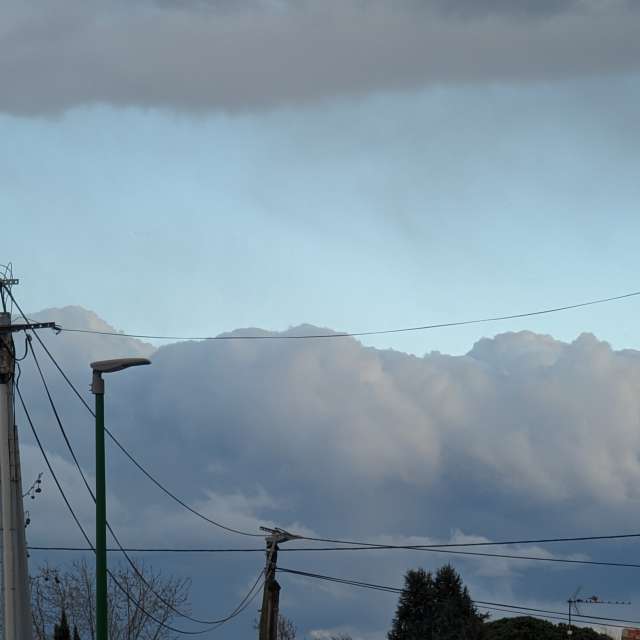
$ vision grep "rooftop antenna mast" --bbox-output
[567,586,631,636]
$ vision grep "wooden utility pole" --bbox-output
[258,527,299,640]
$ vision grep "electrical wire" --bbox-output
[15,376,259,635]
[295,531,640,549]
[27,546,265,553]
[54,289,640,341]
[21,310,640,556]
[104,426,263,538]
[474,600,639,626]
[26,337,264,626]
[14,287,640,558]
[6,288,262,539]
[24,544,640,571]
[16,380,216,635]
[476,605,628,631]
[277,567,640,628]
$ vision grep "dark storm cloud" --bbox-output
[24,306,640,535]
[423,0,578,18]
[19,306,640,638]
[1,0,639,115]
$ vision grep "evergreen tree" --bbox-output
[432,564,484,640]
[72,625,81,640]
[53,609,71,640]
[388,568,436,640]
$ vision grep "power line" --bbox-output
[26,339,261,627]
[277,567,640,628]
[26,317,640,557]
[104,422,263,537]
[476,605,628,631]
[15,378,208,635]
[7,288,261,539]
[28,546,265,553]
[55,289,640,341]
[25,544,640,570]
[296,531,640,549]
[15,375,258,636]
[474,599,640,626]
[16,287,640,559]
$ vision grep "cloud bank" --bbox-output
[18,307,640,638]
[2,0,640,115]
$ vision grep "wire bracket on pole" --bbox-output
[0,322,60,334]
[259,527,301,545]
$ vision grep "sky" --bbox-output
[3,0,640,638]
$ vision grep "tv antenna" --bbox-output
[567,587,631,636]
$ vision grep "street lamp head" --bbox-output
[90,358,150,394]
[91,358,151,374]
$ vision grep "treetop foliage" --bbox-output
[388,564,485,640]
[484,616,613,640]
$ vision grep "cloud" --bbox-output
[2,0,640,115]
[18,307,640,638]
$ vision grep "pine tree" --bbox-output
[73,625,81,640]
[432,564,484,640]
[388,568,436,640]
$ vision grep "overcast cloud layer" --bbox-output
[15,306,640,639]
[3,0,640,114]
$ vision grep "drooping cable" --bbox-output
[13,286,640,555]
[295,530,640,549]
[15,377,258,635]
[277,567,640,627]
[54,289,640,341]
[26,337,264,626]
[16,382,211,635]
[476,605,628,631]
[24,544,640,571]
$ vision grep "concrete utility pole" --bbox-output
[258,527,299,640]
[0,276,55,640]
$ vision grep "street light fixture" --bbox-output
[90,357,150,640]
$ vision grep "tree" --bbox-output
[54,609,71,640]
[31,560,190,640]
[388,565,485,640]
[432,564,484,640]
[277,614,297,640]
[388,568,436,640]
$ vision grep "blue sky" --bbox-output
[5,74,640,356]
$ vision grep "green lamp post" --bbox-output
[90,358,150,640]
